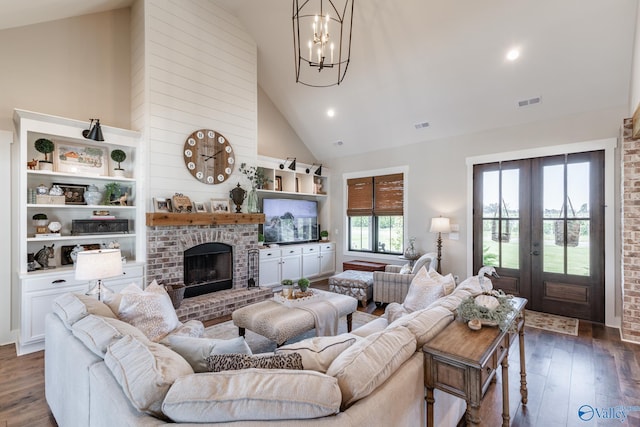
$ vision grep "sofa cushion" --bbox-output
[326,325,416,409]
[387,305,454,348]
[71,314,150,358]
[427,275,489,312]
[403,267,445,312]
[52,292,116,329]
[162,370,341,423]
[275,335,357,372]
[385,302,410,323]
[207,353,303,372]
[166,335,252,373]
[116,283,181,342]
[104,335,193,419]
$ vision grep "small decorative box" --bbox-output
[71,219,129,235]
[36,195,66,205]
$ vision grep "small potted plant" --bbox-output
[34,138,54,171]
[320,230,329,241]
[281,279,294,299]
[102,182,122,205]
[297,277,310,293]
[258,233,265,246]
[110,149,127,177]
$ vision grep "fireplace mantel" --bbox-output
[146,212,265,227]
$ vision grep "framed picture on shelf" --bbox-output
[153,197,172,212]
[53,183,87,205]
[210,198,230,213]
[192,201,207,213]
[60,243,100,265]
[275,175,282,191]
[54,142,108,176]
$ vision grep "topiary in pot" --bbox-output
[110,149,127,177]
[320,230,329,241]
[34,138,54,162]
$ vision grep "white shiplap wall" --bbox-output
[135,0,258,210]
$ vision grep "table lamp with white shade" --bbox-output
[430,216,451,274]
[75,249,123,301]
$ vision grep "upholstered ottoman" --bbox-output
[231,289,358,346]
[329,270,374,308]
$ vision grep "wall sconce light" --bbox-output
[305,163,323,176]
[279,157,297,171]
[82,118,104,141]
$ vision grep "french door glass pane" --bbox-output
[482,220,499,266]
[483,171,499,215]
[543,219,564,273]
[568,162,590,218]
[349,216,372,251]
[502,169,520,217]
[567,220,590,276]
[543,164,564,216]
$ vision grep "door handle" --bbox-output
[531,250,540,256]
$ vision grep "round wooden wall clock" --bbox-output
[183,129,235,184]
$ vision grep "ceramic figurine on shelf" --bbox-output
[34,244,55,269]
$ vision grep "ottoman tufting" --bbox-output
[329,270,374,307]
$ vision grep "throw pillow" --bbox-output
[117,283,181,342]
[104,335,193,419]
[103,282,143,314]
[207,353,303,372]
[427,268,456,295]
[384,302,409,323]
[52,292,117,329]
[162,370,341,423]
[399,263,412,274]
[402,267,444,312]
[326,326,416,409]
[275,335,357,372]
[161,319,205,340]
[411,253,435,274]
[166,335,252,373]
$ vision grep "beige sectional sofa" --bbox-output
[44,279,487,426]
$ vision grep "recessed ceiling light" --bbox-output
[334,140,343,146]
[506,48,520,61]
[327,109,335,117]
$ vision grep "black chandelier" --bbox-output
[292,0,354,87]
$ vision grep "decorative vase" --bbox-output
[404,237,418,259]
[229,183,246,213]
[83,185,103,205]
[247,188,259,213]
[49,185,64,196]
[36,184,49,195]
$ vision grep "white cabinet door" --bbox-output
[319,243,336,275]
[301,244,321,278]
[259,256,281,287]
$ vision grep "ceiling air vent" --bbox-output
[414,121,430,129]
[517,96,542,108]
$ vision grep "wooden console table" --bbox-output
[423,297,527,427]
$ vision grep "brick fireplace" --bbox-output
[146,214,272,322]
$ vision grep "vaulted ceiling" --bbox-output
[2,0,637,161]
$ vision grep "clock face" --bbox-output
[183,129,235,185]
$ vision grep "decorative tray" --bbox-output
[273,289,320,307]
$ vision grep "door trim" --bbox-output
[466,138,618,327]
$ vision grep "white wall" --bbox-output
[135,0,259,208]
[329,106,625,321]
[0,130,13,345]
[631,3,640,114]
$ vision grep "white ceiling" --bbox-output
[1,0,638,161]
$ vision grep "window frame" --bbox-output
[343,166,408,260]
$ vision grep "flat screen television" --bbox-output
[262,198,318,244]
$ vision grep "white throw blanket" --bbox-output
[298,300,340,336]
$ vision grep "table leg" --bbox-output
[426,386,434,427]
[519,313,529,404]
[347,312,353,332]
[501,354,510,427]
[238,327,245,337]
[467,403,481,426]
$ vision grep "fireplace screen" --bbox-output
[184,242,232,297]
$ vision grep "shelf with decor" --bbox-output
[12,109,146,354]
[254,156,328,197]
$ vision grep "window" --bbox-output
[347,172,404,254]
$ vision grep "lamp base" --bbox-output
[86,280,114,301]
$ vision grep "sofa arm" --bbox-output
[385,265,403,273]
[373,271,415,304]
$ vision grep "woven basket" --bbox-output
[165,284,185,309]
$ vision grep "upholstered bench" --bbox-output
[329,270,374,307]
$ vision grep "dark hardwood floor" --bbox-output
[1,284,638,426]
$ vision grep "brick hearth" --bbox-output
[175,287,272,323]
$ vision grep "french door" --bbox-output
[473,151,604,322]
